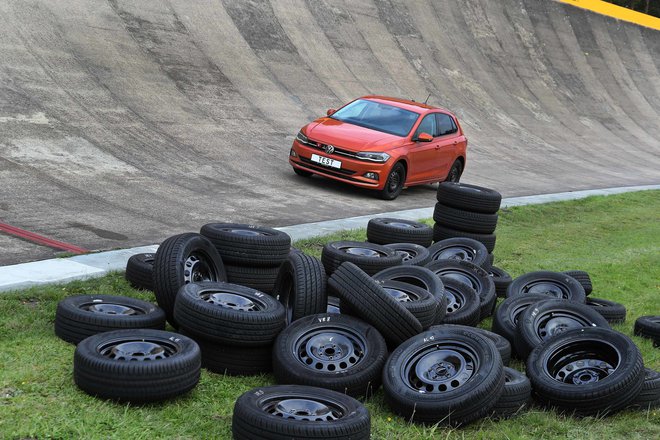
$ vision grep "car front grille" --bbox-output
[300,138,360,159]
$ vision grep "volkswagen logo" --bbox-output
[323,144,335,154]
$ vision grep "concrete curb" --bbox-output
[1,185,657,293]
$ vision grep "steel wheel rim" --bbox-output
[522,279,571,299]
[535,310,595,341]
[447,165,461,182]
[383,286,419,303]
[200,290,262,312]
[435,268,480,292]
[445,286,466,314]
[385,221,416,229]
[262,396,345,421]
[543,339,620,385]
[338,245,387,258]
[294,328,366,373]
[98,338,177,361]
[433,245,476,262]
[183,251,218,284]
[81,302,143,316]
[402,342,478,393]
[387,169,402,192]
[220,227,271,236]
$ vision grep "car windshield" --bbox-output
[330,99,420,137]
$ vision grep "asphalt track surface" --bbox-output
[1,0,659,265]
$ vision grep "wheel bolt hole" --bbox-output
[315,363,323,370]
[439,384,447,392]
[327,364,336,371]
[450,380,460,388]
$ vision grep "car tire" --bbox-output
[326,296,341,314]
[444,160,463,183]
[489,265,512,298]
[491,294,552,352]
[438,277,481,327]
[272,313,388,398]
[232,385,371,440]
[328,262,422,347]
[321,241,402,276]
[526,328,645,416]
[173,282,286,346]
[224,264,281,294]
[55,294,166,345]
[375,280,440,329]
[73,329,201,402]
[384,243,430,266]
[273,252,327,324]
[153,233,227,326]
[491,367,532,419]
[367,218,433,247]
[506,271,586,303]
[585,297,627,323]
[430,324,512,366]
[436,182,501,214]
[378,162,406,200]
[562,270,593,296]
[433,203,498,234]
[382,326,504,426]
[200,223,291,267]
[634,315,660,346]
[628,368,660,409]
[432,223,497,253]
[125,253,155,291]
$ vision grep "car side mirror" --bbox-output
[326,108,336,116]
[417,132,433,142]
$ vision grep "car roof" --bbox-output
[360,95,450,114]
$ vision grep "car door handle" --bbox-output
[452,141,458,145]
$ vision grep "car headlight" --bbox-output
[356,152,390,163]
[296,131,309,144]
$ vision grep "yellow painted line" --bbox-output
[556,0,660,31]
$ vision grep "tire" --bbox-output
[436,182,501,214]
[432,223,497,253]
[379,162,406,200]
[430,324,512,366]
[425,259,496,321]
[55,294,166,345]
[232,385,370,440]
[427,237,489,268]
[321,241,402,276]
[433,203,498,234]
[372,265,447,324]
[562,270,593,295]
[489,265,512,298]
[327,296,341,314]
[384,243,431,266]
[273,252,327,324]
[484,252,494,270]
[153,233,227,326]
[628,368,660,409]
[526,328,645,416]
[585,297,627,323]
[367,218,433,247]
[173,282,286,346]
[328,262,422,347]
[382,326,504,426]
[491,294,552,352]
[272,313,388,398]
[225,264,281,294]
[444,159,463,183]
[125,253,155,291]
[491,367,532,419]
[634,316,660,346]
[516,299,610,359]
[506,271,586,303]
[200,223,291,267]
[376,280,440,329]
[438,277,481,327]
[73,329,201,402]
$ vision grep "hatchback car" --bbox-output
[289,96,467,199]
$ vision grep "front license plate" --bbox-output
[311,153,342,169]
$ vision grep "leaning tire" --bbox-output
[506,271,586,303]
[55,294,166,345]
[427,237,489,268]
[200,223,291,266]
[634,316,660,346]
[321,241,402,276]
[562,270,593,296]
[431,324,512,366]
[232,385,371,440]
[438,277,481,327]
[125,253,155,291]
[272,313,388,398]
[73,329,201,402]
[273,252,327,324]
[628,368,660,409]
[489,266,512,298]
[384,243,431,266]
[436,182,502,214]
[376,280,440,329]
[491,294,552,352]
[433,203,498,234]
[432,223,497,254]
[585,297,627,323]
[367,218,433,247]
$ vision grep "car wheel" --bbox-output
[438,277,481,327]
[384,243,431,266]
[379,162,406,200]
[491,367,532,419]
[634,315,660,346]
[273,252,327,324]
[491,293,552,352]
[125,253,155,291]
[506,271,586,303]
[444,160,463,183]
[367,218,433,247]
[585,297,627,323]
[321,240,402,275]
[293,167,313,177]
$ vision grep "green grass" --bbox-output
[1,190,659,439]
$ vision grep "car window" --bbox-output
[436,113,458,136]
[414,114,436,139]
[330,99,420,137]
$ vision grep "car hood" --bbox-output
[305,118,406,151]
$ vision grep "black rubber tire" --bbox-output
[491,367,532,419]
[432,223,497,253]
[585,297,627,323]
[516,300,610,359]
[321,241,402,276]
[153,233,227,326]
[562,270,593,296]
[628,368,660,409]
[634,316,660,346]
[327,262,422,347]
[225,264,281,294]
[382,326,504,426]
[272,313,388,398]
[491,294,553,352]
[379,162,406,200]
[73,329,201,402]
[376,280,440,329]
[425,259,496,321]
[173,281,286,346]
[433,203,498,234]
[372,265,446,324]
[438,277,481,327]
[526,327,645,416]
[200,223,291,267]
[273,252,327,324]
[232,385,371,440]
[506,271,586,303]
[489,266,512,298]
[367,218,433,247]
[125,253,155,291]
[436,182,502,214]
[444,160,463,183]
[55,294,166,345]
[326,296,341,314]
[427,237,489,268]
[384,243,431,266]
[430,324,512,366]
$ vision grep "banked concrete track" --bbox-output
[1,0,659,264]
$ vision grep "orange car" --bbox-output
[289,96,467,200]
